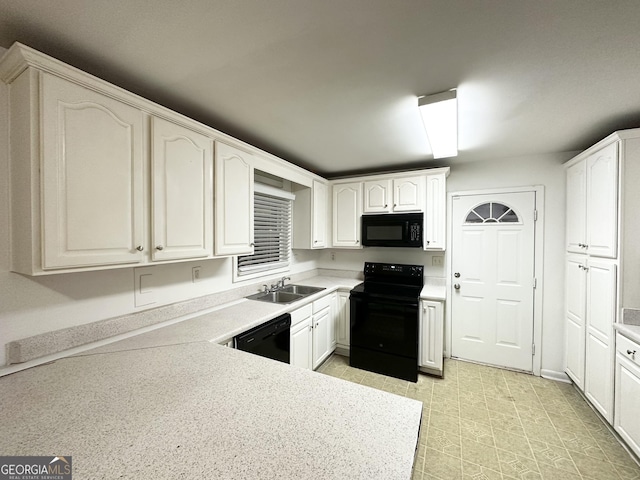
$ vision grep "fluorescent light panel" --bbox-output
[418,89,457,159]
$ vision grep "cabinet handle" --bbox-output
[627,349,637,355]
[309,325,312,332]
[355,240,359,244]
[156,245,164,251]
[250,243,255,247]
[426,240,430,245]
[136,245,144,252]
[454,283,460,290]
[384,204,388,208]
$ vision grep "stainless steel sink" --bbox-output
[246,284,325,304]
[280,284,325,295]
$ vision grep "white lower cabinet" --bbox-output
[419,300,444,376]
[290,304,313,370]
[290,293,339,370]
[312,294,333,369]
[614,333,640,458]
[336,291,350,353]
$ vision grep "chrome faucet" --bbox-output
[278,276,291,289]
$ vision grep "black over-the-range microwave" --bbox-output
[361,213,424,248]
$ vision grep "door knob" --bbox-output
[454,284,460,290]
[454,272,460,278]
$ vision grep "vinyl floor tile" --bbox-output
[319,356,640,480]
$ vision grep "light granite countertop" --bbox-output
[420,277,446,301]
[0,275,422,479]
[0,342,422,479]
[615,323,640,345]
[80,276,362,355]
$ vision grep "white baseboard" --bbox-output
[541,369,571,383]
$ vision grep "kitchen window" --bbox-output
[236,184,294,279]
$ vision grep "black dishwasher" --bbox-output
[234,313,291,364]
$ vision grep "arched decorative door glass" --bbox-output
[464,202,520,224]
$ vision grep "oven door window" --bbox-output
[350,296,418,358]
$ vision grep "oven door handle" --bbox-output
[350,295,418,308]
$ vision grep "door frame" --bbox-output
[446,185,545,376]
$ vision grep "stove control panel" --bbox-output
[363,262,424,285]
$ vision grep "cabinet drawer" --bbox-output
[617,333,640,368]
[313,294,332,313]
[291,304,313,326]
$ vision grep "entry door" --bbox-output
[451,191,536,372]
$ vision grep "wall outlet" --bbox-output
[432,256,444,266]
[192,266,202,283]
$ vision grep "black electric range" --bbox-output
[349,262,423,382]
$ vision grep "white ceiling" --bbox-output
[1,0,640,177]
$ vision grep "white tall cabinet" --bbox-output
[564,129,640,424]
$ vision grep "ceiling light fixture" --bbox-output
[418,89,458,159]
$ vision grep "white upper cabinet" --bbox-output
[586,143,618,258]
[312,181,328,248]
[293,180,328,249]
[363,179,391,213]
[363,176,423,213]
[393,176,424,212]
[332,182,363,248]
[214,142,255,256]
[151,117,213,261]
[424,173,446,250]
[38,72,145,271]
[566,142,618,258]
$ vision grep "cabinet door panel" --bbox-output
[332,182,362,248]
[565,254,586,386]
[41,73,144,268]
[585,332,613,422]
[364,180,390,213]
[393,177,423,212]
[586,143,618,258]
[615,354,640,457]
[312,180,328,248]
[313,308,331,369]
[586,259,616,343]
[336,291,350,348]
[152,117,213,261]
[291,318,313,370]
[566,160,587,253]
[425,173,446,250]
[215,142,254,255]
[420,300,443,373]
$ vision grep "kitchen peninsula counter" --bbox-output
[0,341,422,479]
[0,275,422,479]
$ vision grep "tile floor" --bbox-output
[317,354,640,480]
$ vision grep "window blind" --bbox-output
[237,192,292,275]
